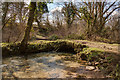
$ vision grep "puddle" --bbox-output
[2,52,105,78]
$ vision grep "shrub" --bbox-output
[49,34,60,40]
[66,33,85,40]
[95,36,114,43]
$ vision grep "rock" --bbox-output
[88,62,92,66]
[86,66,95,71]
[119,61,120,64]
[103,46,106,48]
[103,60,108,63]
[13,72,25,78]
[0,64,7,68]
[95,62,99,66]
[77,74,86,78]
[11,60,19,63]
[2,72,10,76]
[80,53,87,60]
[94,67,100,72]
[67,72,72,75]
[82,42,87,44]
[108,47,112,50]
[25,68,31,72]
[89,56,98,62]
[25,66,30,68]
[100,56,105,59]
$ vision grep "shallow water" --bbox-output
[2,52,105,79]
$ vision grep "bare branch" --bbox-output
[105,6,120,20]
[103,0,117,15]
[2,14,17,30]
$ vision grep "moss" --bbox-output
[76,47,120,78]
[2,40,87,58]
[77,47,104,61]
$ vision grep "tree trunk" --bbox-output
[20,2,36,52]
[2,2,9,30]
[118,15,120,44]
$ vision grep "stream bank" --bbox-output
[1,40,120,79]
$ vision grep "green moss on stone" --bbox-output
[2,40,87,57]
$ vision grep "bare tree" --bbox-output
[2,2,10,30]
[62,2,76,28]
[72,1,120,39]
[2,2,29,42]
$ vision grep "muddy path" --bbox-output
[73,40,119,54]
[2,52,105,79]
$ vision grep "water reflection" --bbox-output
[2,52,105,78]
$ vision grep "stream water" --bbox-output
[2,52,105,79]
